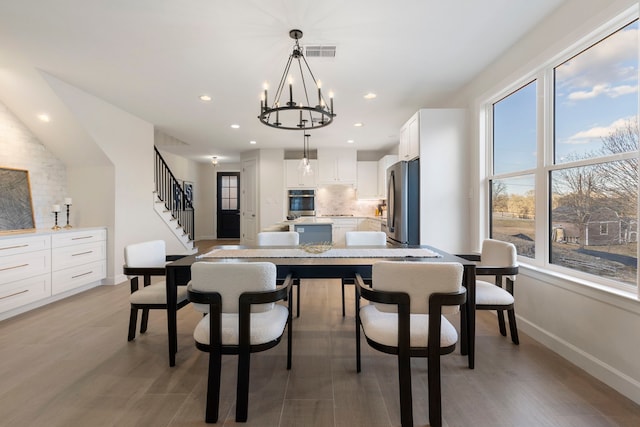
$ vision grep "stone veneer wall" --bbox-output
[0,101,67,230]
[316,184,383,217]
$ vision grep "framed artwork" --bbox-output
[0,167,36,232]
[172,181,182,211]
[183,181,194,209]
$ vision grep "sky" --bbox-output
[493,19,638,176]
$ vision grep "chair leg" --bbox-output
[287,285,293,370]
[205,350,222,423]
[398,351,413,427]
[341,279,346,317]
[356,311,362,373]
[128,308,138,341]
[497,310,507,336]
[427,354,443,427]
[236,350,251,422]
[296,279,301,318]
[507,309,519,345]
[140,308,150,333]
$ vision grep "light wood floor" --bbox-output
[1,242,639,426]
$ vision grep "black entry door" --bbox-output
[216,172,240,238]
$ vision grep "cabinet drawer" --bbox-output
[0,274,51,313]
[52,229,106,248]
[52,260,106,295]
[0,235,50,256]
[0,249,51,285]
[52,241,106,270]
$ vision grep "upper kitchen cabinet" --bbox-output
[398,112,420,161]
[377,154,398,198]
[318,148,357,185]
[285,159,317,188]
[356,161,378,199]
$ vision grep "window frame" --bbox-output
[483,7,639,294]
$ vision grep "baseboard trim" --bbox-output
[518,316,640,405]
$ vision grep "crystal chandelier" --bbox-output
[258,29,335,130]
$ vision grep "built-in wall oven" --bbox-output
[288,189,316,217]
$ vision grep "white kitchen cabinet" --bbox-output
[0,235,51,314]
[356,161,378,199]
[51,229,107,295]
[357,218,382,232]
[377,154,398,198]
[318,148,357,184]
[285,159,317,188]
[331,218,358,246]
[399,112,420,161]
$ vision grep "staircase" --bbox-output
[154,147,196,253]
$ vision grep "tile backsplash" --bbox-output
[316,185,384,217]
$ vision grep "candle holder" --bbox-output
[52,211,61,230]
[64,203,73,229]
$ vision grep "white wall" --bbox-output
[43,74,192,284]
[451,0,640,404]
[0,100,68,230]
[257,149,286,231]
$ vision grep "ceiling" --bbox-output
[0,0,565,164]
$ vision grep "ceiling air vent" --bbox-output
[304,45,336,58]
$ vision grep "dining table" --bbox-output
[164,244,476,369]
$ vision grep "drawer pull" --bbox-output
[0,289,28,300]
[0,263,28,272]
[0,244,29,251]
[72,236,93,240]
[72,271,93,279]
[72,251,93,257]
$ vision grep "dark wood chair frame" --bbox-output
[455,254,520,344]
[355,273,467,427]
[341,275,371,316]
[187,274,293,423]
[289,278,301,318]
[123,255,188,341]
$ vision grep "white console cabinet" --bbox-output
[51,229,107,295]
[0,228,106,319]
[0,234,52,314]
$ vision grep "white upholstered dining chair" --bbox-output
[341,231,387,316]
[257,231,301,317]
[355,261,466,427]
[123,240,189,341]
[187,261,293,423]
[457,238,520,344]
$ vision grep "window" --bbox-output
[490,82,537,258]
[490,175,536,258]
[493,81,538,175]
[487,15,639,289]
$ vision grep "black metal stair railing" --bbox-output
[154,147,194,241]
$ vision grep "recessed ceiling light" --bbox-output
[363,93,377,99]
[354,123,363,127]
[37,114,50,122]
[249,140,257,145]
[347,139,355,144]
[231,124,240,129]
[199,94,212,102]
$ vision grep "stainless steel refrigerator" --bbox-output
[385,159,420,245]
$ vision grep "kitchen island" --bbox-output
[290,217,333,244]
[262,215,387,245]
